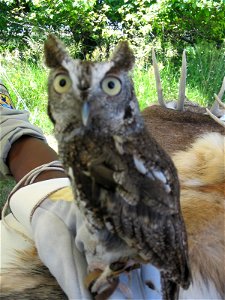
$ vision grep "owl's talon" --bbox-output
[94,278,119,300]
[90,265,120,294]
[85,268,119,299]
[84,269,103,291]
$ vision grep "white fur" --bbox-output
[180,275,222,299]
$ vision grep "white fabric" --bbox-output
[0,213,33,269]
[32,205,91,299]
[9,178,70,236]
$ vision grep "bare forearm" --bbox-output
[7,136,67,183]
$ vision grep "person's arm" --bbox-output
[0,97,91,299]
[7,135,67,183]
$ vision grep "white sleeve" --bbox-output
[8,178,162,299]
[0,107,46,177]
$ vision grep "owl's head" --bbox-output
[45,35,144,140]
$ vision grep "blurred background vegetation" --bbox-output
[0,0,224,134]
[0,0,224,206]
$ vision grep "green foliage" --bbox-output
[1,52,53,133]
[0,0,224,135]
[151,42,225,106]
[1,40,223,137]
[154,0,225,52]
[1,0,224,60]
[133,67,158,110]
[186,42,225,105]
[0,178,15,209]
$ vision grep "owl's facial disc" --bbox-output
[82,101,90,127]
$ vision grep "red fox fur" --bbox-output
[174,132,225,299]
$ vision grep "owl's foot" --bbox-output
[84,261,140,297]
[84,267,119,300]
[88,265,118,294]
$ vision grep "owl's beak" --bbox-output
[82,101,90,127]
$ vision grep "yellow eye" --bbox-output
[101,76,122,96]
[53,74,72,94]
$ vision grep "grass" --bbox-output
[134,42,225,108]
[186,43,225,106]
[0,178,15,212]
[1,56,53,134]
[1,43,224,132]
[0,42,224,207]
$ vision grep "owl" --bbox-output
[45,35,191,300]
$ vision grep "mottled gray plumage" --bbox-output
[45,34,191,300]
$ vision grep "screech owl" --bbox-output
[45,35,191,300]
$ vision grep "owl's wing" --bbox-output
[113,170,191,297]
[113,131,181,214]
[88,135,191,292]
[88,139,179,211]
[121,135,191,292]
[90,159,190,293]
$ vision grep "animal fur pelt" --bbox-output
[174,132,225,299]
[1,132,224,299]
[0,247,66,299]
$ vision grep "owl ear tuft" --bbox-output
[111,41,135,71]
[44,34,69,68]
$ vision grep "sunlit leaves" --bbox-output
[0,0,224,59]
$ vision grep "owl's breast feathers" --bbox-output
[60,129,190,287]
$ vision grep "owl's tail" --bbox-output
[160,275,179,300]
